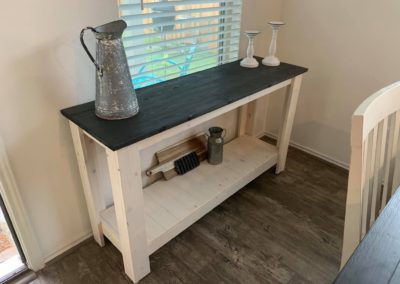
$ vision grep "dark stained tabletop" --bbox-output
[335,188,400,284]
[61,57,307,150]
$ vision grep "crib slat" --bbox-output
[386,111,400,198]
[370,119,388,224]
[365,127,377,229]
[361,133,372,238]
[391,111,400,195]
[382,113,397,210]
[378,118,389,205]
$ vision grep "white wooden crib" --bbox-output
[341,81,400,267]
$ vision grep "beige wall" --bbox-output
[0,0,283,262]
[239,0,283,137]
[0,0,118,260]
[239,0,283,58]
[266,0,400,167]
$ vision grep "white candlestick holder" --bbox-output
[240,30,260,68]
[262,21,285,67]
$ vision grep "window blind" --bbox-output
[118,0,243,88]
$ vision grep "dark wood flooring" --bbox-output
[29,142,348,284]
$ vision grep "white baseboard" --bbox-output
[255,131,267,139]
[43,231,93,263]
[263,131,349,170]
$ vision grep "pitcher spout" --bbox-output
[94,20,127,39]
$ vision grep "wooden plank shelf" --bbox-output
[99,135,277,254]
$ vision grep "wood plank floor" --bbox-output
[29,141,348,284]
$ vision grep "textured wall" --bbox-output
[0,0,118,260]
[266,0,400,167]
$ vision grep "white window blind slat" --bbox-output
[128,45,238,69]
[122,5,241,21]
[118,0,243,89]
[134,57,237,87]
[126,37,240,61]
[123,20,240,42]
[125,28,240,52]
[120,0,242,10]
[125,13,241,33]
[128,50,239,78]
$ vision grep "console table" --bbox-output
[61,58,307,283]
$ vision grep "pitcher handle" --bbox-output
[80,27,103,76]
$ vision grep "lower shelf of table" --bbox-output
[99,135,278,255]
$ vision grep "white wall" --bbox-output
[0,0,118,260]
[266,0,400,167]
[239,0,283,137]
[239,0,283,58]
[0,0,283,262]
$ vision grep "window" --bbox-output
[118,0,243,88]
[0,194,26,282]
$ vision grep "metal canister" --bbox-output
[207,127,225,165]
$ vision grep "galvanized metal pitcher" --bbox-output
[80,20,139,120]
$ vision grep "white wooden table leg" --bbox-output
[106,146,150,283]
[238,100,261,137]
[245,101,257,136]
[69,122,105,246]
[276,75,303,174]
[237,104,248,136]
[249,97,269,138]
[85,137,112,210]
